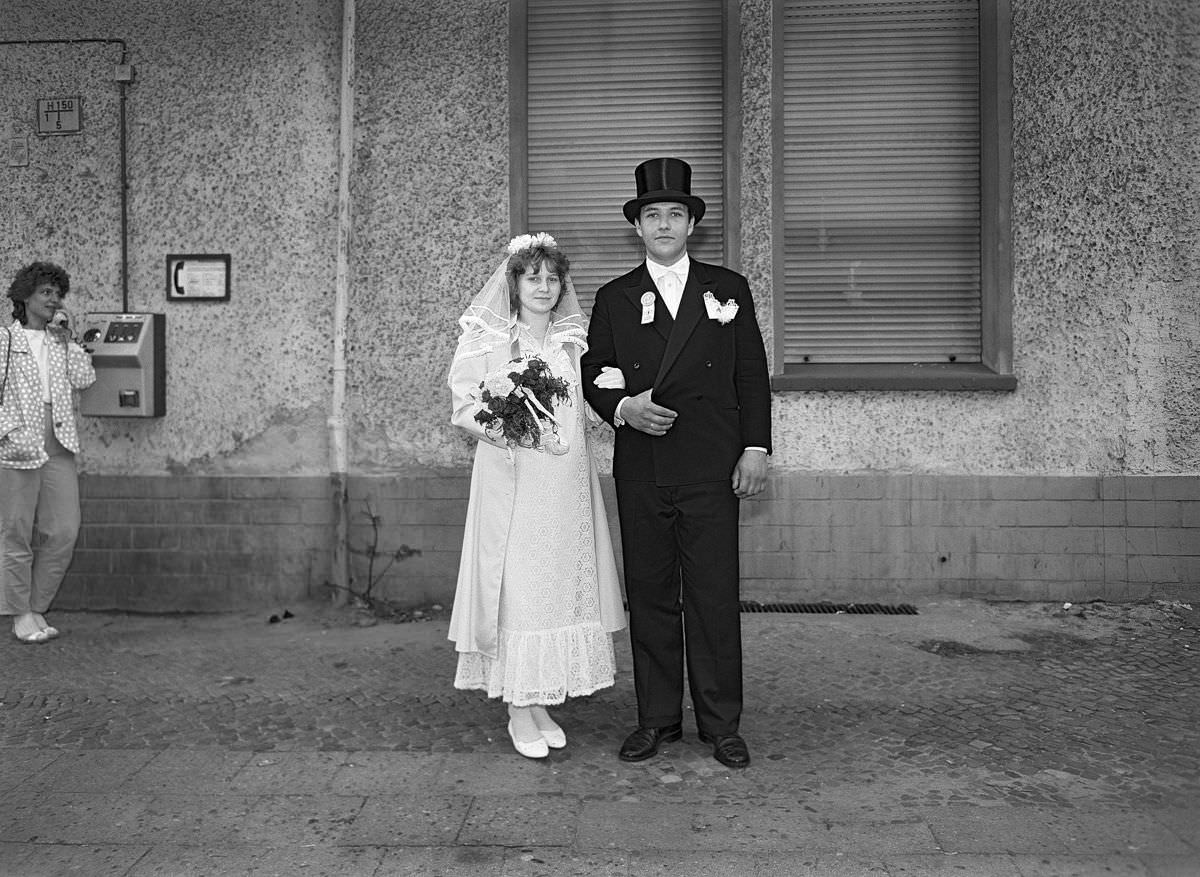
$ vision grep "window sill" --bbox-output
[771,363,1017,392]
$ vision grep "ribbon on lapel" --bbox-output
[623,268,673,342]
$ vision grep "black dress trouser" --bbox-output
[615,479,743,736]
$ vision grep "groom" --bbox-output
[581,157,772,769]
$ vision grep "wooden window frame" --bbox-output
[770,0,1015,391]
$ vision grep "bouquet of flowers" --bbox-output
[474,356,571,453]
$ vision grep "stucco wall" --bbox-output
[3,0,342,476]
[3,0,1197,480]
[1009,0,1200,475]
[348,0,509,473]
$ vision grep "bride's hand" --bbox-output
[542,433,570,455]
[593,366,625,390]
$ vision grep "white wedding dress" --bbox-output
[454,329,619,705]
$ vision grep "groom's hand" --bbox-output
[622,390,677,436]
[732,450,768,498]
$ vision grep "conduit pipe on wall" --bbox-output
[0,38,131,310]
[328,0,356,605]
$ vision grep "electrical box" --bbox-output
[78,313,166,417]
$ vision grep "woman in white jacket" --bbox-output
[0,262,95,643]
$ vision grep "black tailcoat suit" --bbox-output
[582,257,771,736]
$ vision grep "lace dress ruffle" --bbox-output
[454,621,616,706]
[454,331,617,705]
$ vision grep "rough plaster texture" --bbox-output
[2,0,1197,479]
[3,0,341,476]
[347,0,509,474]
[1009,0,1200,475]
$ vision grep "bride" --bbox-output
[446,233,626,758]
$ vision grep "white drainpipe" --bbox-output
[329,0,356,603]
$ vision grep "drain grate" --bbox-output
[739,601,918,616]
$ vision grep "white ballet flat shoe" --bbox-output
[529,708,566,748]
[533,718,566,749]
[507,720,549,759]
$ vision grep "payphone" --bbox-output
[78,312,166,417]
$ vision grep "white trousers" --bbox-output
[0,406,80,616]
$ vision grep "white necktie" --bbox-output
[659,271,682,318]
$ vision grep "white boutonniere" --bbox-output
[703,291,739,325]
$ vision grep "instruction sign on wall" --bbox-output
[166,254,231,301]
[37,97,82,135]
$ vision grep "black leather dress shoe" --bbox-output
[698,731,750,768]
[618,723,683,762]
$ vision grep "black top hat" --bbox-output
[622,157,707,225]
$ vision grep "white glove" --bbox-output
[593,366,626,390]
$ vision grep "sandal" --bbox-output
[15,628,51,644]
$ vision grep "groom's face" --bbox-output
[635,202,694,266]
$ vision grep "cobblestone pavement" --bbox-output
[0,598,1197,876]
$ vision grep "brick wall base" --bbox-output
[59,472,1199,612]
[61,475,335,612]
[738,474,1198,604]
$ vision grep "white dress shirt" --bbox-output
[647,254,690,319]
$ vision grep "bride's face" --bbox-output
[516,263,563,321]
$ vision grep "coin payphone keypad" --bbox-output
[78,313,165,417]
[103,321,145,344]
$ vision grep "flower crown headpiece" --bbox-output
[507,232,557,255]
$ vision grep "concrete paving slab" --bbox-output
[123,845,257,877]
[1043,809,1194,855]
[1006,854,1150,876]
[122,748,256,793]
[1138,855,1200,877]
[432,751,580,796]
[25,748,157,792]
[328,750,446,795]
[812,820,944,858]
[340,793,472,845]
[0,749,62,794]
[236,793,366,845]
[498,846,630,876]
[578,800,941,854]
[127,793,257,844]
[125,843,388,877]
[924,807,1079,855]
[237,843,390,877]
[923,806,1195,858]
[458,794,582,846]
[0,841,150,876]
[226,750,353,794]
[633,848,822,876]
[374,844,509,876]
[0,791,149,844]
[1150,808,1200,846]
[755,854,894,876]
[876,854,1022,876]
